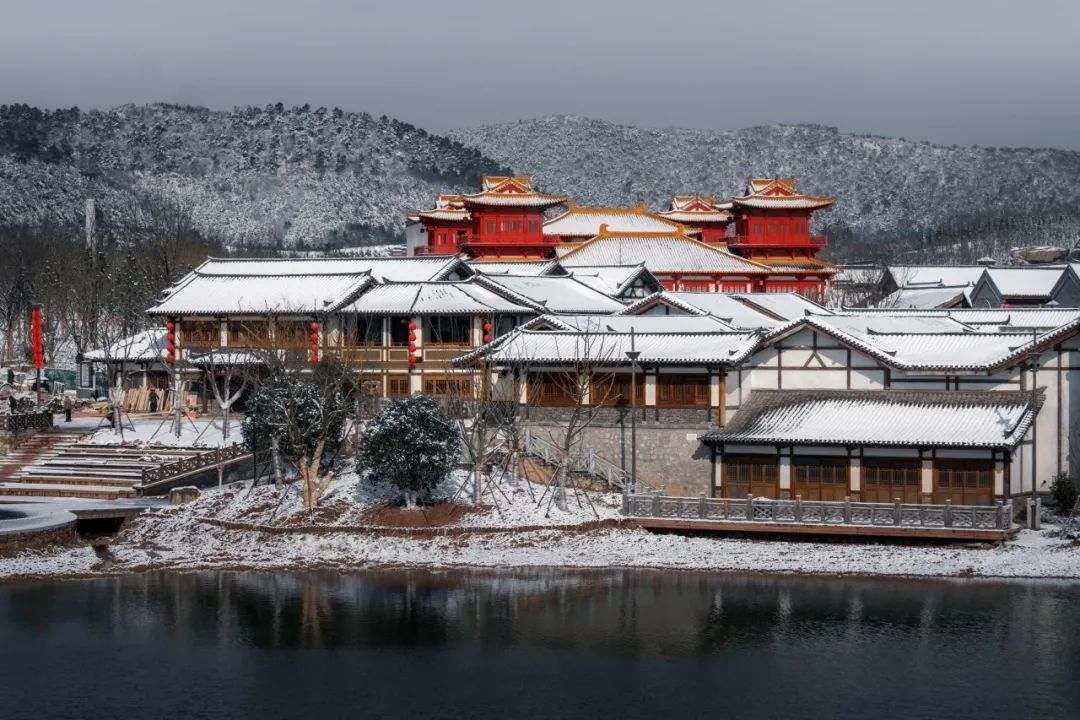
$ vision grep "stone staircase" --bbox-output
[0,436,204,501]
[522,430,663,495]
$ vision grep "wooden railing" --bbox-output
[623,493,1014,530]
[140,442,252,486]
[5,411,53,433]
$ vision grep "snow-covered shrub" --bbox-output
[356,395,460,508]
[1050,473,1078,515]
[241,361,351,462]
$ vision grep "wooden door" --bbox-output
[793,457,850,501]
[722,455,779,499]
[861,459,921,503]
[933,460,994,506]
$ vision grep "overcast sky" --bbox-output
[2,0,1079,149]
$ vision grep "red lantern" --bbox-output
[408,355,417,365]
[166,332,175,342]
[166,353,175,363]
[310,332,319,342]
[483,334,491,343]
[166,343,175,353]
[408,344,416,352]
[408,322,417,331]
[408,333,416,342]
[483,322,492,331]
[166,321,175,331]
[310,344,319,353]
[309,355,319,364]
[309,322,319,331]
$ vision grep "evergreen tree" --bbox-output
[356,395,459,508]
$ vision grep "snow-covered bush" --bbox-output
[1050,473,1078,515]
[356,395,460,508]
[241,361,351,462]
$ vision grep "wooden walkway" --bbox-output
[624,494,1018,542]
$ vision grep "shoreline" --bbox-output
[3,475,1079,585]
[3,523,1079,584]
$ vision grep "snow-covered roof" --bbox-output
[84,329,167,362]
[984,266,1069,299]
[619,292,807,330]
[543,201,683,237]
[461,175,566,208]
[728,292,831,321]
[878,286,971,309]
[731,178,834,211]
[564,265,657,296]
[657,195,733,224]
[148,273,374,316]
[466,260,562,276]
[474,275,627,314]
[414,194,471,222]
[189,256,467,282]
[338,281,533,315]
[837,307,1080,331]
[764,314,1080,372]
[885,265,987,289]
[525,314,736,333]
[556,231,770,275]
[703,389,1040,449]
[810,313,979,336]
[477,329,759,366]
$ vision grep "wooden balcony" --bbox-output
[726,235,828,249]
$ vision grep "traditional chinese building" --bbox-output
[657,195,733,246]
[411,176,568,259]
[543,200,685,244]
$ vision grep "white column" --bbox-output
[409,372,422,394]
[710,373,721,407]
[850,458,861,497]
[994,460,1005,497]
[779,454,791,497]
[518,374,528,405]
[644,373,656,406]
[921,459,934,500]
[219,319,228,348]
[713,451,723,494]
[471,316,483,347]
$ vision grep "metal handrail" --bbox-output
[140,441,252,486]
[523,429,662,495]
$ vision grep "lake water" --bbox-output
[1,569,1078,719]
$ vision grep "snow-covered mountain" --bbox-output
[0,103,507,247]
[4,105,1080,260]
[451,116,1080,261]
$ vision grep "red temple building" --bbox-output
[411,176,567,259]
[407,174,837,300]
[657,195,733,246]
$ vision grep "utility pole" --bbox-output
[625,327,640,498]
[1029,327,1041,529]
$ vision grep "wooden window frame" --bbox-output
[656,374,709,408]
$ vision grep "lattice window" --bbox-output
[425,316,471,345]
[657,374,709,407]
[591,374,644,407]
[793,457,850,501]
[722,455,778,499]
[528,374,578,407]
[184,320,221,349]
[423,375,474,397]
[862,459,921,503]
[934,460,994,505]
[387,376,410,397]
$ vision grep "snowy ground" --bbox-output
[2,469,1079,582]
[85,415,246,448]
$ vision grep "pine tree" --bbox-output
[356,395,459,509]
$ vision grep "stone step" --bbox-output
[10,474,139,488]
[0,483,137,500]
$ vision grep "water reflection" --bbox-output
[1,570,1078,719]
